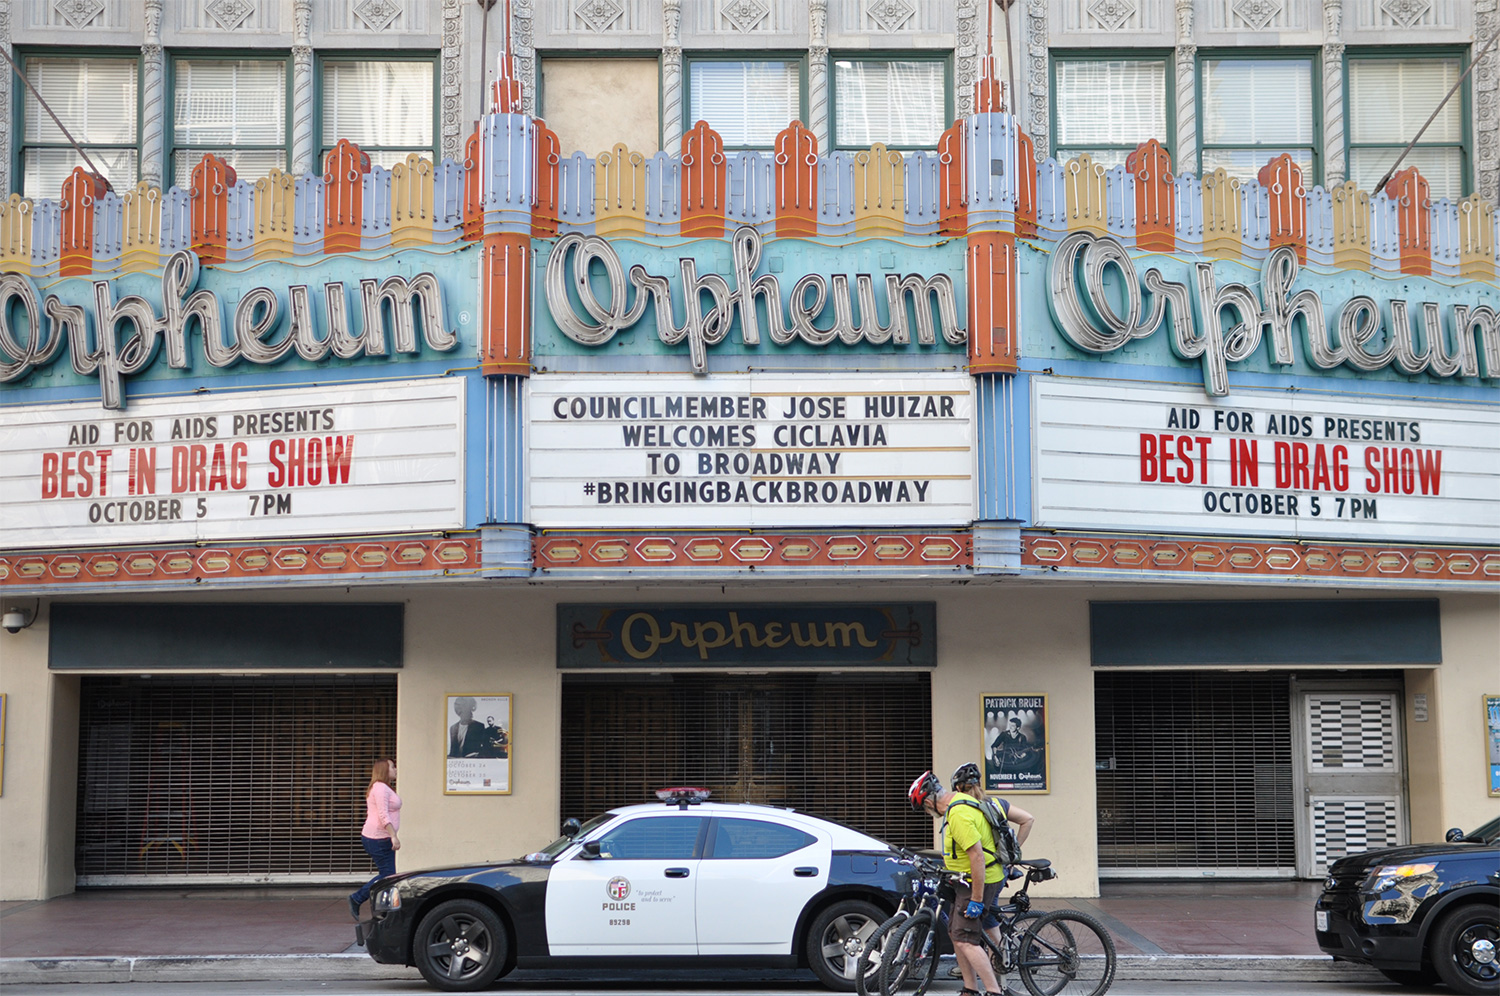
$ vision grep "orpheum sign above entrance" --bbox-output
[1046,233,1498,397]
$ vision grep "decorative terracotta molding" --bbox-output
[1023,533,1500,585]
[0,536,483,589]
[535,531,971,571]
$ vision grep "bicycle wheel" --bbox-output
[1017,909,1117,996]
[879,908,941,995]
[991,910,1047,979]
[856,912,908,996]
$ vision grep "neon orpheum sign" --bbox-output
[0,250,458,409]
[544,225,967,371]
[1047,232,1498,396]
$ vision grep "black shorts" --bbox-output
[949,879,1003,945]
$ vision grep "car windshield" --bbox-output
[535,813,614,859]
[1462,816,1500,845]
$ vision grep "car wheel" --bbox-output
[807,899,886,992]
[1378,965,1440,986]
[1432,903,1500,996]
[412,898,509,992]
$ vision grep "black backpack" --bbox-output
[945,796,1022,868]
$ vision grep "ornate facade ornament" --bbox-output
[0,0,10,195]
[1230,0,1282,30]
[720,0,770,32]
[292,0,315,174]
[511,0,537,118]
[1477,0,1499,201]
[440,0,464,160]
[574,0,624,32]
[1378,0,1430,26]
[352,0,402,31]
[140,0,166,187]
[954,0,978,120]
[1087,0,1136,31]
[203,0,256,30]
[53,0,105,28]
[866,0,916,33]
[663,0,683,153]
[1174,0,1196,172]
[1027,0,1049,158]
[809,0,829,148]
[1321,0,1346,186]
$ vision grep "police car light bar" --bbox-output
[656,787,712,809]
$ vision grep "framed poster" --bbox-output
[982,695,1048,794]
[445,694,512,795]
[1487,694,1500,798]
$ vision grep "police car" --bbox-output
[356,789,907,991]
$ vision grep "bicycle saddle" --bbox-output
[1016,858,1051,869]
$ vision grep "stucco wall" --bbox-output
[540,59,661,158]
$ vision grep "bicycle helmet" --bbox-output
[951,761,982,787]
[908,771,942,810]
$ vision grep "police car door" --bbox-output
[695,816,831,954]
[545,814,704,956]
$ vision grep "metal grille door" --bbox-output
[1095,672,1295,873]
[1297,692,1404,877]
[76,675,397,885]
[560,672,932,848]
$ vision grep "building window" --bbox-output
[1348,54,1466,200]
[18,53,139,196]
[1200,56,1317,183]
[320,57,436,170]
[832,57,948,149]
[1052,56,1170,168]
[171,57,289,188]
[686,58,802,149]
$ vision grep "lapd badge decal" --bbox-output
[607,876,631,901]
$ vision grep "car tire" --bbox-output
[807,898,886,992]
[1378,965,1440,986]
[1432,903,1500,996]
[412,898,509,992]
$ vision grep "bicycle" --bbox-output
[878,858,1116,996]
[855,849,948,996]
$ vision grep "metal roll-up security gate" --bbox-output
[76,674,397,885]
[560,672,933,849]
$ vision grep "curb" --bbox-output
[1,953,1386,987]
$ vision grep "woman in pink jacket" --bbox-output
[348,758,401,919]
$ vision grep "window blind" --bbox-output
[1201,59,1312,145]
[1348,58,1461,144]
[834,60,944,148]
[688,61,800,148]
[1201,148,1313,179]
[25,148,138,196]
[322,61,433,149]
[175,60,285,146]
[24,57,138,144]
[1350,147,1462,200]
[173,149,287,190]
[1054,59,1166,148]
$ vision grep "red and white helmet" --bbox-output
[907,770,942,810]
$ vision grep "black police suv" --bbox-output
[1315,815,1500,994]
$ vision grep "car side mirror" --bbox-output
[580,840,602,858]
[561,818,582,838]
[1445,827,1466,843]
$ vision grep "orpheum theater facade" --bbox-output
[2,82,1497,899]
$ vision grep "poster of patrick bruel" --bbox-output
[982,695,1048,794]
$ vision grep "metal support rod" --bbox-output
[999,0,1018,117]
[0,44,112,188]
[1373,25,1500,195]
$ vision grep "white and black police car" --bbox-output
[356,788,908,991]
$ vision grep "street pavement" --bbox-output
[1,880,1386,989]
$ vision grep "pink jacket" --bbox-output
[361,782,402,839]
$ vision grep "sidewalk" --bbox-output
[0,880,1378,986]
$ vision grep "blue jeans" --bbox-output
[350,835,396,905]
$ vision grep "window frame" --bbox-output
[314,50,440,170]
[165,49,294,189]
[1048,49,1175,167]
[535,51,668,155]
[1343,46,1471,199]
[682,51,808,152]
[13,47,143,197]
[828,51,953,151]
[1196,49,1322,187]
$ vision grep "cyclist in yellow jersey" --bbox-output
[909,764,1035,996]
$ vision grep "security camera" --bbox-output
[2,608,32,633]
